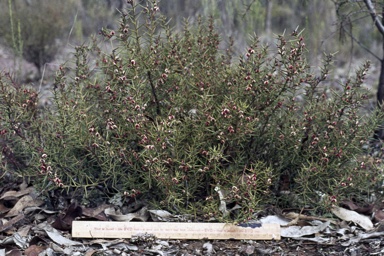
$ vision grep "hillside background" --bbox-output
[0,0,381,100]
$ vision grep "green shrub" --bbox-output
[1,1,383,221]
[0,0,76,76]
[0,73,42,177]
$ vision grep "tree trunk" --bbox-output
[373,60,384,140]
[378,6,384,109]
[265,0,272,35]
[373,6,384,140]
[377,59,384,109]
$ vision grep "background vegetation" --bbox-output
[0,1,382,76]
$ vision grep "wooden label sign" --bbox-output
[72,221,280,240]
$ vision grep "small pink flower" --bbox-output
[221,108,230,116]
[228,126,235,133]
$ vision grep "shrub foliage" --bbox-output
[0,2,382,220]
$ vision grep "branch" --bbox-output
[242,0,258,18]
[342,25,381,60]
[363,0,384,35]
[147,71,161,116]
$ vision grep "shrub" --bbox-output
[0,0,76,76]
[0,1,382,221]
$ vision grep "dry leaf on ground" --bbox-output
[5,196,43,217]
[281,221,330,238]
[331,206,373,231]
[105,206,149,221]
